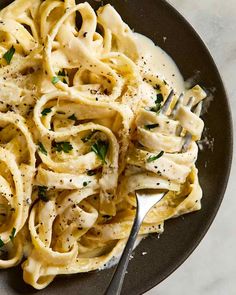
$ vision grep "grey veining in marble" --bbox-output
[146,1,236,295]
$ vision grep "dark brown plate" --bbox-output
[0,0,233,294]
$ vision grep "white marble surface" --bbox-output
[147,1,236,295]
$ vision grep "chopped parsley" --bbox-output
[68,114,77,121]
[41,108,52,116]
[91,140,108,164]
[3,46,15,64]
[54,141,73,153]
[9,227,16,242]
[38,186,49,202]
[147,151,164,163]
[51,76,60,84]
[150,104,162,113]
[144,123,159,130]
[155,93,164,104]
[38,142,47,155]
[83,181,88,187]
[150,93,164,113]
[0,237,4,248]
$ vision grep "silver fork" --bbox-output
[104,91,202,295]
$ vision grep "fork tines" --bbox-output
[160,90,203,152]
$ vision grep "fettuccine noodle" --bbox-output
[0,0,206,289]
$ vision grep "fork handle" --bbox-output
[104,204,144,295]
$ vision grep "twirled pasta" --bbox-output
[0,0,207,289]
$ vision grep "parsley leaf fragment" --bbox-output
[38,186,49,202]
[9,227,16,242]
[144,123,159,130]
[150,105,161,113]
[41,108,52,116]
[51,76,60,84]
[54,141,73,153]
[38,142,47,156]
[91,140,108,164]
[3,46,15,64]
[150,93,164,114]
[155,93,164,104]
[147,151,164,163]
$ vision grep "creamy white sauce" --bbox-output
[135,33,185,95]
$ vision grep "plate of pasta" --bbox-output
[0,0,232,294]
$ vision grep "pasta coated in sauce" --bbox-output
[0,0,206,289]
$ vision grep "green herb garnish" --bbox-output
[41,108,52,116]
[0,237,4,248]
[38,186,49,202]
[150,93,164,113]
[155,93,164,104]
[9,227,16,242]
[91,140,108,164]
[68,114,77,121]
[147,151,164,163]
[51,76,60,84]
[150,104,162,113]
[38,142,47,155]
[3,46,15,64]
[83,182,88,187]
[54,141,73,153]
[144,123,159,130]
